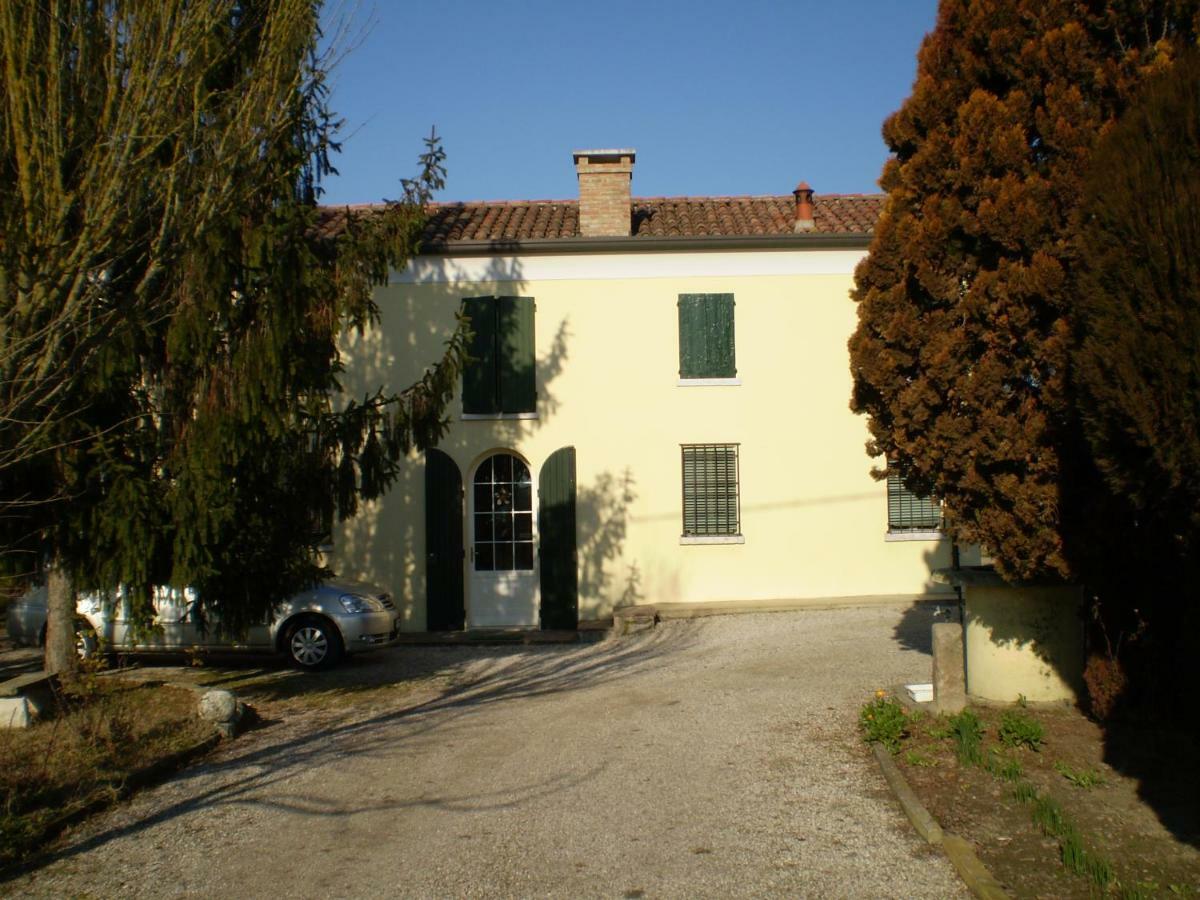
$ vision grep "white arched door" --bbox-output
[468,452,538,628]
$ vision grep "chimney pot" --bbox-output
[793,181,815,233]
[574,148,636,237]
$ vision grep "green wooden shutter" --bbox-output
[710,294,735,377]
[425,449,465,630]
[538,446,578,630]
[498,296,535,413]
[678,294,735,378]
[462,297,498,414]
[678,295,705,377]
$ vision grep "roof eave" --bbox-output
[418,232,872,256]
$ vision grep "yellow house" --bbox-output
[331,149,958,632]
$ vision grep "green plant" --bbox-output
[904,750,937,768]
[1060,826,1114,889]
[998,710,1044,751]
[948,709,984,766]
[859,694,910,754]
[985,750,1023,782]
[926,719,953,740]
[1013,781,1038,803]
[1021,787,1116,892]
[1054,761,1105,789]
[1119,881,1159,900]
[1031,794,1068,835]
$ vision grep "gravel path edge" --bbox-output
[870,742,1011,900]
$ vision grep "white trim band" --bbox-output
[461,412,539,421]
[677,377,741,387]
[680,535,746,545]
[884,530,945,543]
[393,249,867,284]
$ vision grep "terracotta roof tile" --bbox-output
[317,194,884,245]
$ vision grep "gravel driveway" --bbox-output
[5,605,966,899]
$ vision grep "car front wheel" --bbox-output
[285,616,343,670]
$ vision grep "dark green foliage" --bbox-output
[949,708,984,766]
[849,0,1200,581]
[859,694,911,753]
[998,710,1045,750]
[1072,52,1200,666]
[0,2,468,638]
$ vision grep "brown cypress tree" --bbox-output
[849,0,1199,582]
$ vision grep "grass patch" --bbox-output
[0,676,212,869]
[904,749,937,767]
[985,749,1024,782]
[1014,781,1115,892]
[1054,760,1105,789]
[948,708,984,766]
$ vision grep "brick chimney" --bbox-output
[792,181,815,233]
[573,149,636,237]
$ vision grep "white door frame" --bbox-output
[466,450,539,628]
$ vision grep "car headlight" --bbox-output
[338,593,384,614]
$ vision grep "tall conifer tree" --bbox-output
[849,0,1198,582]
[1071,52,1200,656]
[0,2,467,671]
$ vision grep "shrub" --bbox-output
[998,710,1044,751]
[1083,652,1128,721]
[859,694,910,754]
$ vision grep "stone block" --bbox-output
[199,688,246,738]
[0,696,35,728]
[932,621,966,715]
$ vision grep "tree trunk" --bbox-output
[44,565,77,677]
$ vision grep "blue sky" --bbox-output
[320,1,939,205]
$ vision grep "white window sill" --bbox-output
[885,530,944,542]
[462,412,538,421]
[676,378,741,387]
[680,534,745,545]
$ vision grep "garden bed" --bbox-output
[864,694,1200,897]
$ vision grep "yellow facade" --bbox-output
[331,248,957,630]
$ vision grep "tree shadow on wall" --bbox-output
[576,467,642,613]
[332,252,571,627]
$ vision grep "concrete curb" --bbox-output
[870,742,1011,899]
[612,594,952,635]
[871,743,943,844]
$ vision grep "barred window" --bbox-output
[681,444,741,536]
[887,467,941,532]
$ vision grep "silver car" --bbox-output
[5,579,399,670]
